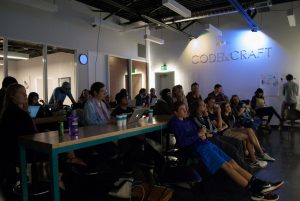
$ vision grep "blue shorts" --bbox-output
[193,140,232,175]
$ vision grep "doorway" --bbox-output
[155,72,175,94]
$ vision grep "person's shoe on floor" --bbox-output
[250,160,268,169]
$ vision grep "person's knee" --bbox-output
[221,162,232,170]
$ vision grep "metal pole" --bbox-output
[43,44,48,103]
[3,38,8,77]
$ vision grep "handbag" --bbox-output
[132,183,173,201]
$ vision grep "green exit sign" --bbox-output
[161,65,167,71]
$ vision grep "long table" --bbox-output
[18,115,170,201]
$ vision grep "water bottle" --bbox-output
[68,110,79,136]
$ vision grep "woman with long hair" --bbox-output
[221,102,275,161]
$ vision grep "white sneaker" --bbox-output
[261,153,275,161]
[250,160,268,169]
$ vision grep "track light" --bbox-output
[144,34,165,45]
[205,24,222,36]
[287,9,296,27]
[162,0,191,18]
[0,51,29,60]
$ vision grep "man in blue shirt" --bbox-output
[49,82,76,107]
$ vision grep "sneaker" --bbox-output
[251,193,279,201]
[259,153,275,161]
[250,160,268,169]
[260,181,284,194]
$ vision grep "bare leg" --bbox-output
[246,128,264,155]
[221,161,250,187]
[229,160,252,180]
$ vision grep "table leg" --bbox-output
[50,151,60,201]
[20,145,28,201]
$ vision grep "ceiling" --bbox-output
[0,40,74,59]
[77,0,299,25]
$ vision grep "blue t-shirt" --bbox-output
[49,87,73,105]
[168,116,210,148]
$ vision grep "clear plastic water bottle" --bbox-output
[68,110,79,136]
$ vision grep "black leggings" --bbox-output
[255,106,281,124]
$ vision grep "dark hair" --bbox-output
[254,88,264,97]
[286,74,293,81]
[28,92,39,105]
[214,84,222,89]
[191,82,199,89]
[119,88,127,95]
[173,101,185,112]
[139,88,146,95]
[230,95,239,105]
[90,82,105,97]
[204,96,215,104]
[115,93,127,105]
[220,102,230,116]
[189,100,202,117]
[2,76,18,89]
[160,88,170,97]
[0,84,24,119]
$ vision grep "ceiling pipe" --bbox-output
[162,1,271,25]
[227,0,259,31]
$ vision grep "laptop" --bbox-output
[150,98,158,107]
[127,108,146,124]
[28,106,41,118]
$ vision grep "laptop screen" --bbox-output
[28,106,40,118]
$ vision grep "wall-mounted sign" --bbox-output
[161,64,167,71]
[192,47,272,64]
[79,54,88,65]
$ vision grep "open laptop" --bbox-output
[127,108,146,124]
[28,105,41,118]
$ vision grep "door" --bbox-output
[155,72,175,94]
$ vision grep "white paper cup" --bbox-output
[122,114,127,126]
[116,115,123,127]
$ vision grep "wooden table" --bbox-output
[19,115,170,201]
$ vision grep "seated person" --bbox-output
[168,102,283,201]
[207,84,228,104]
[135,88,147,107]
[49,82,76,109]
[154,88,173,115]
[186,82,202,109]
[0,76,18,112]
[205,97,267,168]
[189,100,251,171]
[251,88,281,127]
[111,93,133,118]
[231,95,256,128]
[28,92,44,106]
[221,102,275,161]
[76,89,90,108]
[148,88,157,107]
[84,82,111,125]
[172,85,188,109]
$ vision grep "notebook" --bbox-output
[28,105,41,118]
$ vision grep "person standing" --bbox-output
[282,74,299,119]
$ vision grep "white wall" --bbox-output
[149,3,300,123]
[0,0,145,95]
[8,52,75,105]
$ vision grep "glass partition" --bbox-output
[0,37,3,82]
[7,40,44,101]
[47,46,75,106]
[109,56,129,102]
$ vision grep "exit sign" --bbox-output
[161,65,167,71]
